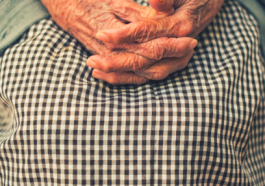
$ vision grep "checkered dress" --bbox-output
[0,1,265,185]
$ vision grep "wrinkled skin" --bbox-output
[148,0,174,13]
[41,0,162,56]
[41,0,223,84]
[97,0,225,44]
[41,0,196,84]
[91,0,225,84]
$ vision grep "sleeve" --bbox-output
[235,0,265,58]
[0,0,50,54]
[258,0,265,7]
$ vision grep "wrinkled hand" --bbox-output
[148,0,174,14]
[41,0,172,55]
[41,0,197,84]
[86,0,225,84]
[87,37,196,84]
[96,0,225,44]
[85,0,197,85]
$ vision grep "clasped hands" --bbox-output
[41,0,224,84]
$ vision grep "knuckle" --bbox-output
[178,62,189,70]
[132,20,161,43]
[104,43,116,51]
[126,55,146,71]
[149,38,169,60]
[151,49,163,61]
[180,20,193,36]
[136,79,148,85]
[149,71,168,81]
[107,76,119,85]
[131,22,149,43]
[101,64,113,73]
[129,18,171,43]
[131,75,148,85]
[148,44,161,61]
[170,18,193,37]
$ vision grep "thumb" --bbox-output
[147,0,174,19]
[148,0,174,13]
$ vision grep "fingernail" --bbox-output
[96,31,109,42]
[189,39,198,50]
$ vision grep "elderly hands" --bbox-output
[96,0,225,43]
[41,0,224,84]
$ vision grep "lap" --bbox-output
[0,1,264,185]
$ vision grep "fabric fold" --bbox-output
[235,0,265,58]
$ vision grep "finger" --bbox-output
[131,37,197,59]
[95,11,192,44]
[74,30,113,55]
[86,37,197,72]
[69,14,128,55]
[91,50,194,84]
[107,0,172,23]
[110,0,153,23]
[148,0,174,13]
[92,69,149,85]
[135,50,194,80]
[87,52,151,73]
[144,0,174,20]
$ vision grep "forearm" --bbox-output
[41,0,78,31]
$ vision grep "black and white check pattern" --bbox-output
[0,1,265,185]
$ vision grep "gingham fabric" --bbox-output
[0,1,265,185]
